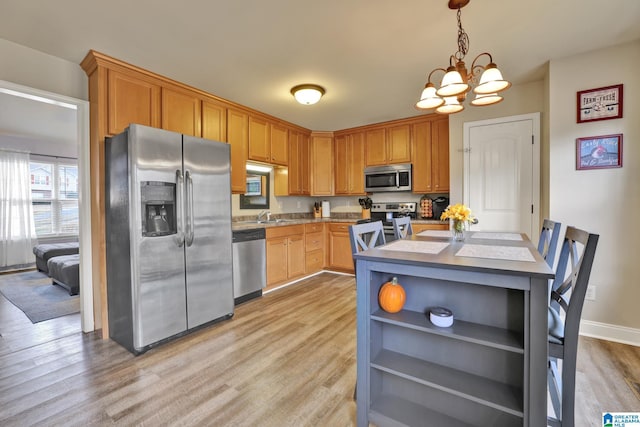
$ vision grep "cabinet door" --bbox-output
[431,117,450,192]
[328,224,354,273]
[287,235,305,278]
[266,237,288,286]
[287,130,310,195]
[365,128,387,166]
[387,124,412,164]
[300,133,310,195]
[412,223,448,233]
[202,100,227,141]
[270,123,289,166]
[227,108,248,194]
[411,120,433,193]
[310,134,334,196]
[161,87,202,136]
[288,130,302,195]
[334,135,349,195]
[349,132,366,194]
[248,116,270,162]
[107,69,160,135]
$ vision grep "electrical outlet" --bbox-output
[585,285,596,301]
[296,201,301,208]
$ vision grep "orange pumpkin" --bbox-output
[378,277,406,313]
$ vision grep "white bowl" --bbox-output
[430,307,453,327]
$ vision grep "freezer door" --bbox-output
[129,125,187,349]
[183,135,234,328]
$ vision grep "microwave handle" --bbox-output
[396,171,400,188]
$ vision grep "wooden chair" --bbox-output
[547,226,599,427]
[392,216,413,240]
[538,219,561,267]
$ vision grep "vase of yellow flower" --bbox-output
[440,203,475,242]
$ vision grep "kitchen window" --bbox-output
[30,159,79,237]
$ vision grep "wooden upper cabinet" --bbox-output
[300,133,310,194]
[202,100,227,142]
[387,124,412,164]
[227,108,249,194]
[411,116,449,193]
[334,132,365,195]
[334,135,349,194]
[248,116,289,166]
[269,123,289,166]
[107,69,160,135]
[310,133,334,196]
[365,128,387,166]
[161,86,202,137]
[365,124,411,166]
[248,115,270,163]
[287,129,309,195]
[411,120,433,193]
[431,117,450,192]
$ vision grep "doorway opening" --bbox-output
[0,80,93,336]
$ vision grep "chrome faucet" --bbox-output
[257,210,271,222]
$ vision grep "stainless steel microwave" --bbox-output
[364,164,412,192]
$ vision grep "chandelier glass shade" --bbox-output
[291,84,325,105]
[416,1,510,114]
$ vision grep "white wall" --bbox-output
[549,39,640,341]
[0,39,87,100]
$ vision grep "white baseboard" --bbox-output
[580,320,640,347]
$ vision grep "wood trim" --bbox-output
[81,50,312,134]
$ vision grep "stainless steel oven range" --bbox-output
[370,202,417,241]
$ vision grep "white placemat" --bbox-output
[416,230,451,238]
[381,240,450,255]
[455,244,535,262]
[470,232,523,241]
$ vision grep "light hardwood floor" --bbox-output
[0,272,638,426]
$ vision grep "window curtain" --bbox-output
[0,150,38,269]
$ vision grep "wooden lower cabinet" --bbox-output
[305,223,325,274]
[327,223,354,273]
[412,223,449,233]
[266,225,305,287]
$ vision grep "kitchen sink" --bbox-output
[236,218,293,224]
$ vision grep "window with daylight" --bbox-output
[30,160,79,237]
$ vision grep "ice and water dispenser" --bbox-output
[141,181,176,237]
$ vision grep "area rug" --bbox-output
[0,271,79,323]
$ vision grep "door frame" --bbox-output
[0,80,94,332]
[462,112,541,241]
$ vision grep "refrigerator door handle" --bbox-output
[175,169,185,247]
[185,170,195,247]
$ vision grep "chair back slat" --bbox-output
[538,219,561,267]
[392,217,413,240]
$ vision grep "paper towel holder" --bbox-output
[321,200,331,218]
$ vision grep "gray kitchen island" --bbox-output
[353,231,554,426]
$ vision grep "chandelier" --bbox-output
[415,0,511,114]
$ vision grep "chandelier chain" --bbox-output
[455,8,469,61]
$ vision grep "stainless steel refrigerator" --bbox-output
[105,124,233,354]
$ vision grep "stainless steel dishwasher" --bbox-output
[232,228,266,304]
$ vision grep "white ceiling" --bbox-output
[1,0,640,136]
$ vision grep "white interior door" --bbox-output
[463,113,540,241]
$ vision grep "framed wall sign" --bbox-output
[576,134,622,170]
[577,84,623,123]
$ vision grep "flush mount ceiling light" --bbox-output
[415,0,511,114]
[291,84,325,105]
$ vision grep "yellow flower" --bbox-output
[440,203,475,223]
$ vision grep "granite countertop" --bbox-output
[231,215,445,230]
